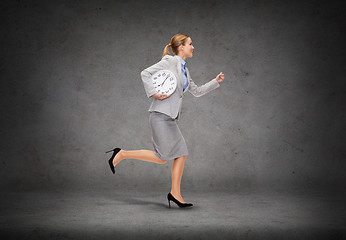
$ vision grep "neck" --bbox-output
[177,53,186,61]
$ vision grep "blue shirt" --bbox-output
[177,55,189,91]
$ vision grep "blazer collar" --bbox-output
[173,55,181,71]
[184,67,191,93]
[173,55,181,63]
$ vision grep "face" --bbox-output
[180,37,194,58]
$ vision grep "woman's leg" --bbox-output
[170,155,187,203]
[112,150,167,167]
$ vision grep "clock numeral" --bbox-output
[162,73,166,76]
[158,74,161,77]
[170,77,173,80]
[171,82,174,85]
[153,82,156,84]
[154,77,157,80]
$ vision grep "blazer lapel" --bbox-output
[184,67,191,93]
[174,55,184,91]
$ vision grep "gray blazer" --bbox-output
[141,55,220,119]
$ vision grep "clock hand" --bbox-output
[157,76,169,87]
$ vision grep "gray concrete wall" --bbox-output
[1,0,345,192]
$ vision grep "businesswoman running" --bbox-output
[107,33,224,208]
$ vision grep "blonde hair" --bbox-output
[162,34,190,58]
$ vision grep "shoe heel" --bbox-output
[106,147,121,154]
[167,192,193,208]
[168,199,171,208]
[106,147,121,174]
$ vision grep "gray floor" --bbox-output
[1,189,345,239]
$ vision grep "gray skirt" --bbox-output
[149,111,188,160]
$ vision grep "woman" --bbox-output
[107,34,224,208]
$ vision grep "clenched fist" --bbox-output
[216,72,225,83]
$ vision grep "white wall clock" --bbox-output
[151,70,177,96]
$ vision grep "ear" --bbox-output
[177,45,183,54]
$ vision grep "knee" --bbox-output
[160,160,168,164]
[155,153,167,164]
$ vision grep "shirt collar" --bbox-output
[176,55,186,68]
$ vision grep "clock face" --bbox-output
[151,70,177,96]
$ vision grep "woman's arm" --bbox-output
[140,56,171,98]
[188,72,224,97]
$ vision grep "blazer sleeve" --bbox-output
[188,76,220,97]
[141,56,171,98]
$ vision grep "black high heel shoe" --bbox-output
[167,193,193,208]
[106,147,121,174]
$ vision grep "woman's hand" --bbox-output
[152,93,170,100]
[216,72,225,83]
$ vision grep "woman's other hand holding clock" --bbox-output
[152,93,170,100]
